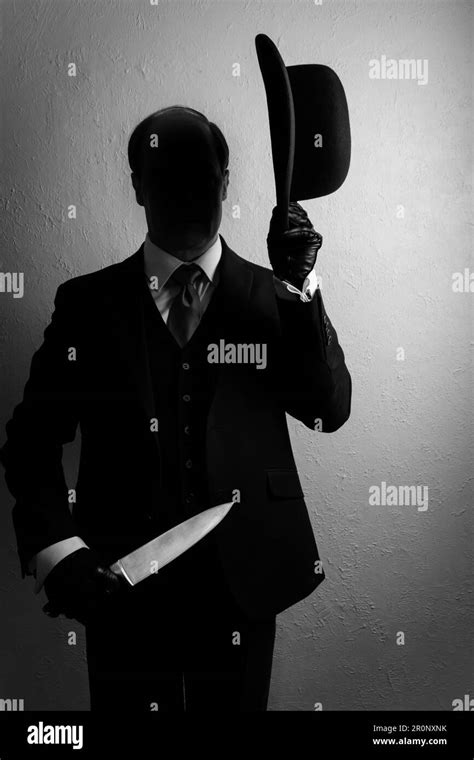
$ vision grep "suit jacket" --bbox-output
[0,234,352,619]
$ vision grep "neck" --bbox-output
[148,231,218,261]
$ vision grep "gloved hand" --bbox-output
[267,201,323,292]
[42,547,128,625]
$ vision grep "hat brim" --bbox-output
[255,34,295,229]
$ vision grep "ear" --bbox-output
[131,173,144,207]
[222,169,229,201]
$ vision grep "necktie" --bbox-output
[167,263,203,347]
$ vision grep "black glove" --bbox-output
[42,547,128,625]
[267,202,323,292]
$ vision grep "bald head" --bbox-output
[130,106,229,259]
[142,109,220,166]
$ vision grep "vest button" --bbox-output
[184,425,191,435]
[185,459,193,469]
[182,362,190,370]
[183,394,191,402]
[184,493,194,504]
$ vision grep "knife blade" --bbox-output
[109,501,234,587]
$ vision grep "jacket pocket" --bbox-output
[266,469,304,500]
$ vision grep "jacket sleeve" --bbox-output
[272,286,352,433]
[0,282,82,579]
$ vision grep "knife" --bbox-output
[109,501,234,586]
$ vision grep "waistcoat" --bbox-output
[140,275,225,532]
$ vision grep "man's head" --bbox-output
[129,106,229,259]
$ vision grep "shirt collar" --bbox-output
[143,232,222,291]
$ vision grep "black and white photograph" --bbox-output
[0,0,472,754]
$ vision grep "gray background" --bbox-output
[0,0,472,710]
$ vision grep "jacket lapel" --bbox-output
[212,234,253,333]
[105,243,158,456]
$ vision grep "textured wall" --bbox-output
[0,0,472,711]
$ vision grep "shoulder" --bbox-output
[55,250,141,301]
[221,237,273,281]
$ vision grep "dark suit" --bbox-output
[0,234,351,709]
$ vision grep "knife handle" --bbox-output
[109,560,134,587]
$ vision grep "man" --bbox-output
[0,105,351,711]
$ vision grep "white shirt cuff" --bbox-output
[278,269,320,302]
[30,536,90,595]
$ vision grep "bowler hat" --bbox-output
[255,33,351,229]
